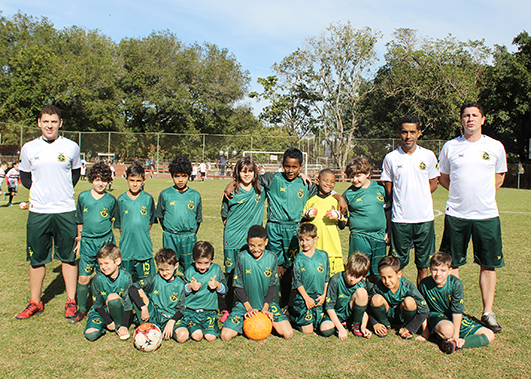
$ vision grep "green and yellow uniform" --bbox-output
[155,187,202,270]
[224,250,288,333]
[260,172,316,267]
[291,249,330,328]
[182,263,226,336]
[133,272,186,330]
[419,275,482,337]
[221,185,266,272]
[343,181,387,277]
[324,272,367,323]
[84,270,133,338]
[370,277,429,322]
[75,190,116,276]
[115,191,156,279]
[302,194,345,274]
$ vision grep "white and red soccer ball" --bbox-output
[133,323,162,352]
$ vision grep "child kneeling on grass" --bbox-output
[417,252,495,354]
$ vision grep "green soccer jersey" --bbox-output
[134,272,186,317]
[221,185,266,250]
[75,190,117,238]
[233,249,279,310]
[419,275,465,318]
[259,172,316,223]
[155,186,202,233]
[324,272,366,314]
[114,191,156,261]
[342,180,387,237]
[370,277,429,313]
[91,270,133,311]
[292,249,330,295]
[184,263,226,311]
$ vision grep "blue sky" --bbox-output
[1,0,529,113]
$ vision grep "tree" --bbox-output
[266,21,382,167]
[366,29,491,140]
[480,31,531,163]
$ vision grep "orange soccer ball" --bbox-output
[243,312,272,340]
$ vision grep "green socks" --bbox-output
[107,298,124,327]
[402,308,417,326]
[371,304,390,327]
[76,283,90,313]
[463,334,490,348]
[352,303,367,324]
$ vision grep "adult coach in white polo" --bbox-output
[381,115,439,285]
[16,105,82,320]
[439,101,507,333]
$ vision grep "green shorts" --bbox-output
[223,301,288,334]
[349,233,386,278]
[428,313,483,338]
[266,221,299,268]
[291,293,326,328]
[179,309,220,337]
[162,231,196,271]
[439,215,504,268]
[389,221,435,269]
[84,307,108,336]
[26,211,77,266]
[79,232,115,276]
[121,258,155,280]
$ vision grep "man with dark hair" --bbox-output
[381,115,439,286]
[16,105,82,320]
[438,101,507,333]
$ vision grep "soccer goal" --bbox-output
[97,153,115,163]
[242,151,308,175]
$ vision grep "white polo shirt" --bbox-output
[381,145,440,223]
[20,136,81,213]
[439,135,507,219]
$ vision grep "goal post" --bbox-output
[97,153,115,163]
[242,151,308,176]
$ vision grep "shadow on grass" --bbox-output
[41,265,66,305]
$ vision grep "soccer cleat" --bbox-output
[440,339,459,354]
[69,310,87,324]
[351,322,363,337]
[65,299,78,319]
[481,312,502,333]
[118,330,130,340]
[16,300,44,320]
[7,202,13,206]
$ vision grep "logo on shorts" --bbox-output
[188,200,194,210]
[85,265,92,273]
[298,189,304,198]
[264,267,272,277]
[418,161,427,171]
[57,153,66,163]
[140,206,147,215]
[94,318,102,324]
[233,274,238,280]
[28,247,34,257]
[100,208,108,218]
[305,312,313,322]
[482,152,491,161]
[231,316,241,325]
[225,258,232,267]
[119,288,125,296]
[317,263,324,273]
[170,293,179,302]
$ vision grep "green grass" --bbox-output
[1,178,530,378]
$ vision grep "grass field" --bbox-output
[1,178,530,378]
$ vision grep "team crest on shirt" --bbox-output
[57,153,66,163]
[298,189,304,198]
[85,265,93,273]
[170,293,179,302]
[317,263,324,273]
[280,187,286,192]
[140,206,147,215]
[188,200,194,210]
[418,161,427,171]
[100,291,107,296]
[377,193,385,202]
[170,201,175,206]
[124,210,128,214]
[255,195,261,203]
[264,267,272,277]
[100,208,108,218]
[482,152,491,161]
[245,269,251,274]
[83,208,88,212]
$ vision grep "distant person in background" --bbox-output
[80,159,87,180]
[16,105,81,321]
[5,161,20,206]
[108,162,116,191]
[199,161,207,181]
[0,161,8,198]
[220,157,226,177]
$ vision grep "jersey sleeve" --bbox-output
[258,172,276,189]
[428,150,440,180]
[216,264,227,287]
[113,198,122,229]
[324,252,331,283]
[291,256,304,289]
[324,274,338,311]
[71,143,82,169]
[380,154,393,182]
[450,277,465,314]
[19,144,31,172]
[195,193,203,224]
[122,274,134,311]
[220,196,229,219]
[75,194,84,224]
[110,195,118,225]
[232,253,244,289]
[406,280,429,313]
[268,254,280,288]
[133,273,155,294]
[495,142,508,174]
[154,191,165,220]
[148,194,156,225]
[438,143,450,175]
[91,275,106,309]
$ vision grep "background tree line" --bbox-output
[1,13,529,165]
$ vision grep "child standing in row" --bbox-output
[302,169,346,275]
[129,248,189,343]
[221,156,266,311]
[71,161,116,324]
[5,161,20,206]
[155,155,202,272]
[291,223,330,334]
[115,162,156,281]
[343,157,389,281]
[84,244,133,341]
